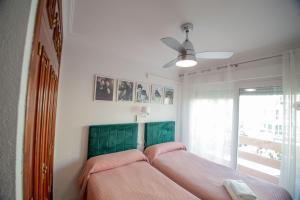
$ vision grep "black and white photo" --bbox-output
[164,87,174,105]
[151,84,163,104]
[94,76,114,101]
[117,80,134,102]
[136,82,150,103]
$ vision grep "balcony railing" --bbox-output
[238,135,281,184]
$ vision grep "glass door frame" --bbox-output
[231,76,282,169]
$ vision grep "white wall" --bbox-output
[0,0,37,199]
[54,37,182,200]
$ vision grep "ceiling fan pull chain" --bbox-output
[185,30,189,40]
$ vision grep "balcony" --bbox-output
[237,135,281,184]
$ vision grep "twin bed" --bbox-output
[79,122,292,200]
[79,123,198,200]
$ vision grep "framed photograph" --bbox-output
[164,87,174,105]
[117,80,134,102]
[151,84,164,104]
[135,82,150,103]
[94,75,115,101]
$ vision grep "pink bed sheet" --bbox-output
[146,145,292,200]
[79,150,199,200]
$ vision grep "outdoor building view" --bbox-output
[238,87,283,184]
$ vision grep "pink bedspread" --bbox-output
[79,150,199,200]
[148,149,292,200]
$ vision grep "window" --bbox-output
[188,78,283,184]
[237,86,283,184]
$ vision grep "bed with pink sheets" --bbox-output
[79,149,199,200]
[144,142,292,200]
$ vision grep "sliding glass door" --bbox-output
[188,77,284,184]
[237,86,283,184]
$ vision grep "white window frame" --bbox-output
[231,76,282,169]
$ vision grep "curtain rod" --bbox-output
[232,54,282,66]
[181,54,282,77]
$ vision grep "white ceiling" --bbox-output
[63,0,300,77]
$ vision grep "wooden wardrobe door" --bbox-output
[34,46,50,199]
[23,0,62,199]
[43,68,58,199]
[46,72,58,199]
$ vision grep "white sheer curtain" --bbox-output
[189,82,235,167]
[280,49,300,199]
[181,70,237,168]
[180,52,300,189]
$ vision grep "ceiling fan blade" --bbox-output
[161,37,186,54]
[162,58,178,68]
[196,52,234,59]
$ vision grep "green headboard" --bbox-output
[144,121,175,148]
[88,123,138,159]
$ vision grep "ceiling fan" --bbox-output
[161,23,234,68]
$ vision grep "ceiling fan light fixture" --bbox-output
[176,59,197,68]
[176,54,198,68]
